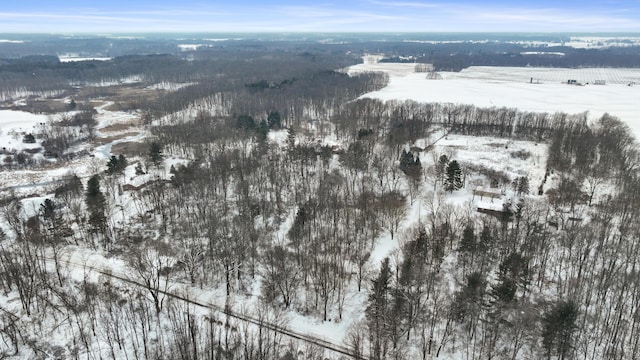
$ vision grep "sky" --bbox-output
[0,0,639,33]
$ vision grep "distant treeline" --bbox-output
[4,38,640,103]
[0,45,368,104]
[377,43,640,71]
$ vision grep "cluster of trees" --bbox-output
[354,161,639,360]
[2,38,640,359]
[333,98,591,143]
[0,219,308,359]
[145,70,387,129]
[106,154,127,174]
[40,109,97,158]
[0,107,97,170]
[399,149,422,178]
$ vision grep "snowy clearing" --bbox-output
[0,106,147,195]
[145,82,196,91]
[0,110,49,152]
[350,62,640,137]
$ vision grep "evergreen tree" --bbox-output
[478,225,492,252]
[367,257,393,360]
[406,227,429,264]
[490,252,530,305]
[85,175,107,237]
[399,150,422,179]
[459,224,476,252]
[357,128,374,139]
[40,198,65,242]
[436,154,449,183]
[236,114,256,130]
[86,175,104,208]
[149,141,163,168]
[267,110,282,129]
[118,154,126,171]
[491,277,517,303]
[22,133,36,143]
[40,198,57,222]
[444,160,463,192]
[106,154,127,174]
[256,119,269,141]
[542,300,579,359]
[451,271,486,322]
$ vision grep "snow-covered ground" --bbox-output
[0,110,48,148]
[146,82,196,91]
[0,55,631,358]
[0,106,146,195]
[350,61,640,137]
[71,75,144,87]
[178,44,205,51]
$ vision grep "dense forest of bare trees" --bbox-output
[1,38,640,359]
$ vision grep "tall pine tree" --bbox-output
[85,175,107,239]
[367,257,392,360]
[542,300,579,359]
[445,160,463,192]
[149,141,163,168]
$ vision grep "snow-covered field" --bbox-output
[350,61,640,137]
[403,35,640,49]
[0,110,49,152]
[0,107,145,194]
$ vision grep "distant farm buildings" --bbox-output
[567,79,607,86]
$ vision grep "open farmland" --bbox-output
[351,61,640,136]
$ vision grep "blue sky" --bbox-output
[1,0,639,33]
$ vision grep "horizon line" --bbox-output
[2,31,640,35]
